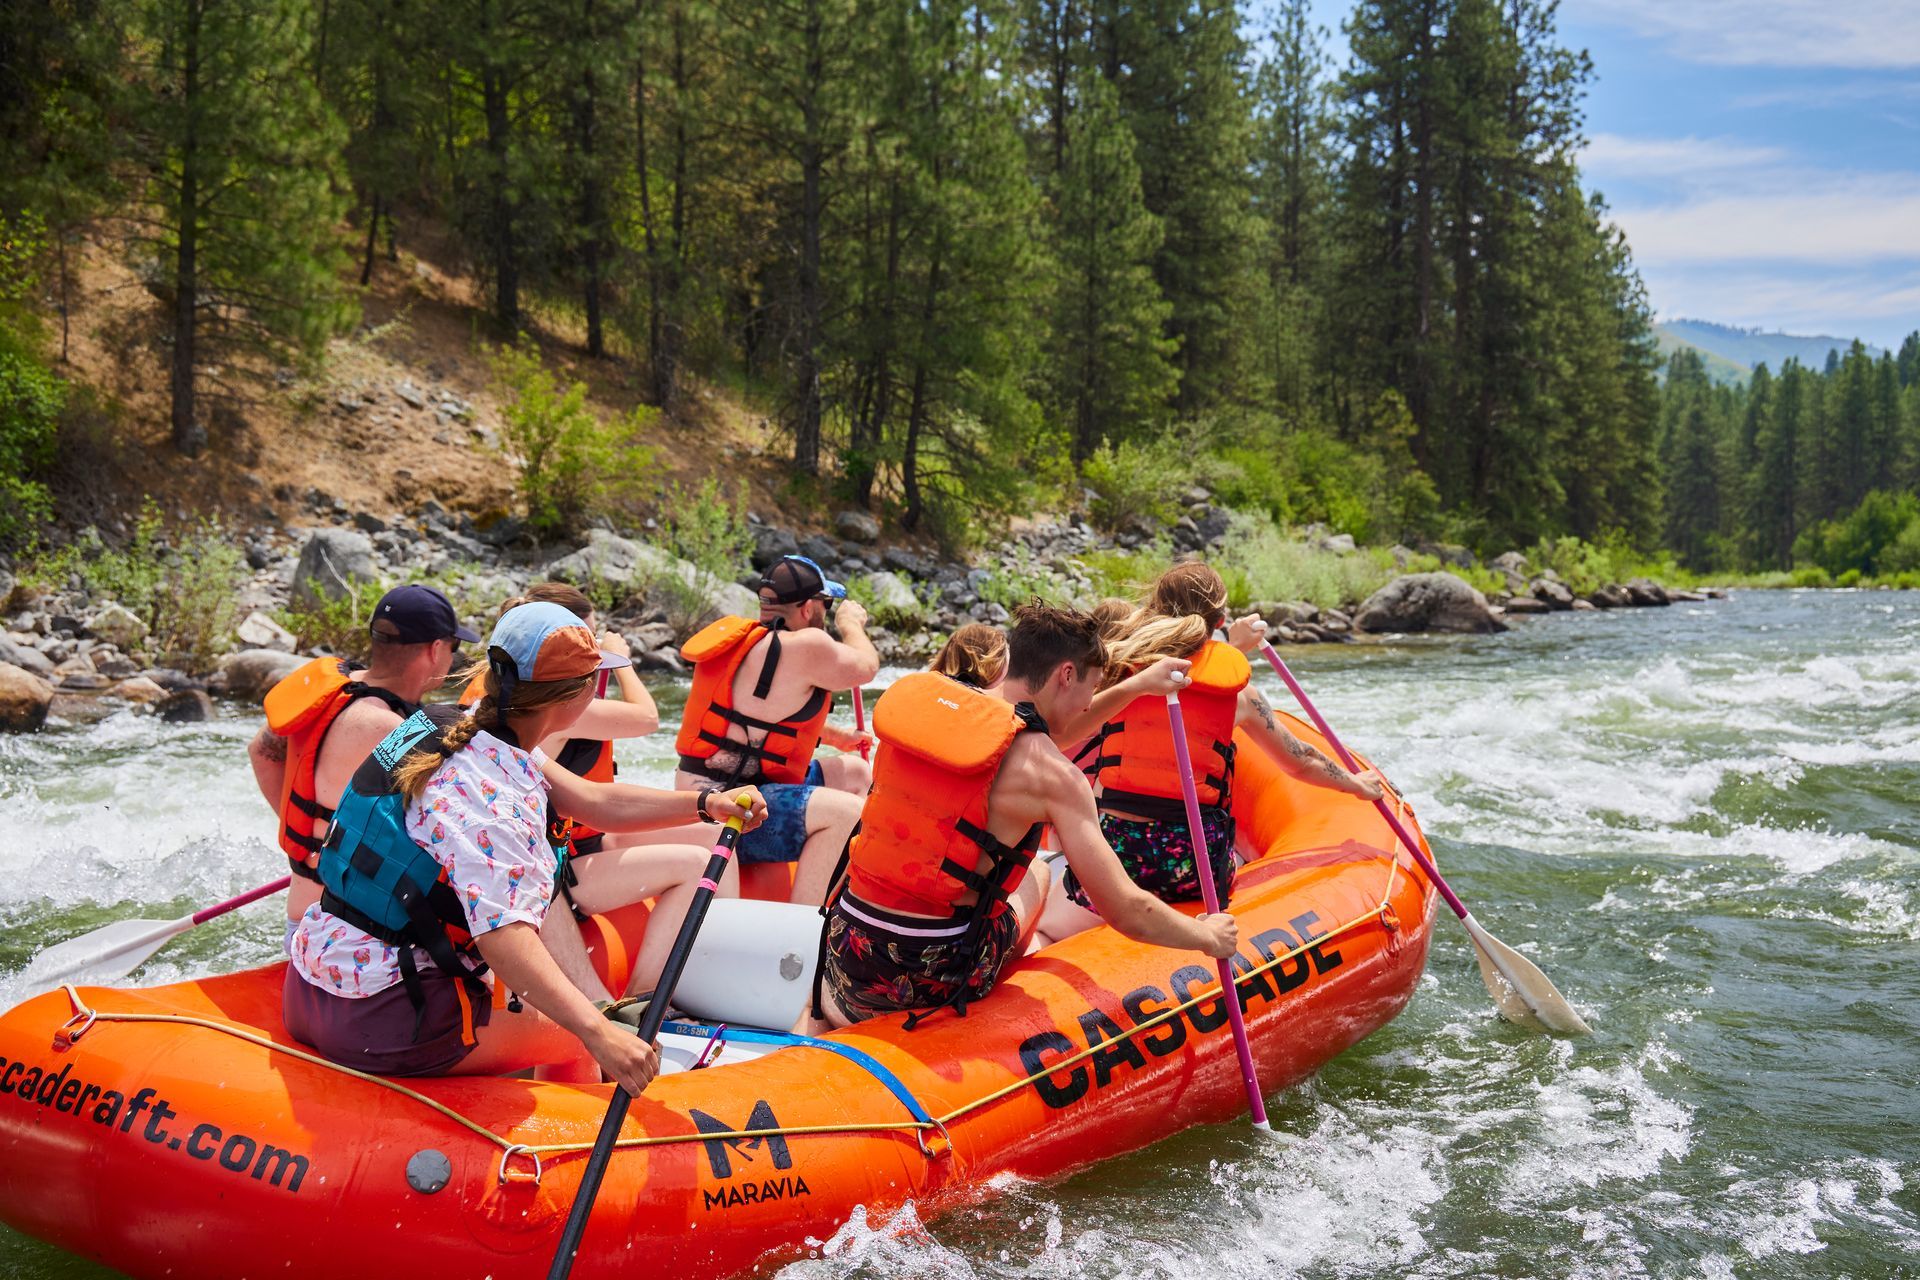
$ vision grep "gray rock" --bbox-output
[636,647,685,675]
[545,530,757,625]
[1415,540,1477,570]
[155,689,215,723]
[435,527,489,562]
[1502,595,1551,615]
[92,650,138,679]
[1257,600,1319,628]
[291,529,379,611]
[881,546,934,579]
[1355,572,1508,635]
[1624,578,1670,607]
[1670,589,1707,603]
[1320,608,1354,633]
[1531,579,1575,610]
[1389,544,1416,567]
[138,668,201,693]
[0,662,53,732]
[1570,598,1598,612]
[111,675,169,705]
[88,602,148,650]
[1184,486,1212,505]
[1194,508,1233,546]
[0,636,53,676]
[393,379,428,410]
[626,622,676,653]
[218,648,308,702]
[1588,584,1632,609]
[353,510,388,535]
[860,571,922,619]
[751,526,801,570]
[478,515,525,548]
[1489,551,1530,576]
[58,670,111,691]
[798,535,840,566]
[236,609,298,652]
[834,510,882,544]
[1317,532,1358,554]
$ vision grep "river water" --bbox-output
[2,590,1916,1278]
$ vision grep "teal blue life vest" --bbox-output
[318,705,487,1034]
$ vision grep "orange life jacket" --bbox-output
[674,616,829,785]
[1089,640,1250,819]
[844,672,1045,921]
[263,658,414,881]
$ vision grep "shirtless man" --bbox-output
[814,604,1237,1029]
[248,585,476,947]
[671,555,879,904]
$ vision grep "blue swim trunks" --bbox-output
[736,759,824,864]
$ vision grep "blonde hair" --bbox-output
[393,660,595,802]
[1100,612,1210,679]
[1089,597,1138,640]
[1145,561,1228,625]
[929,624,1008,687]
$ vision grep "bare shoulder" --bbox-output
[329,695,406,750]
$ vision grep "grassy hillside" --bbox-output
[1656,319,1884,383]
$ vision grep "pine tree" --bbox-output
[123,0,352,455]
[1048,66,1177,462]
[1751,360,1804,569]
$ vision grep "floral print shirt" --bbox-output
[289,731,555,998]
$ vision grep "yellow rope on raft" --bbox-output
[63,839,1412,1165]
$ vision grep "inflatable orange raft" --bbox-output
[0,713,1436,1279]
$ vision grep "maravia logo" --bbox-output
[690,1099,811,1212]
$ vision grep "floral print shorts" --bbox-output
[822,894,1020,1024]
[1064,807,1236,911]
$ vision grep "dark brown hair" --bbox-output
[1006,601,1104,685]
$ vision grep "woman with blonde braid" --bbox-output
[285,602,766,1087]
[1033,563,1382,947]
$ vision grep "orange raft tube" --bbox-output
[0,714,1437,1279]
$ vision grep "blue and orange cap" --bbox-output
[488,601,630,684]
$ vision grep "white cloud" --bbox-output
[1610,175,1920,266]
[1581,133,1787,177]
[1570,0,1920,69]
[1642,264,1920,345]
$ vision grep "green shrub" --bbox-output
[276,589,369,658]
[22,500,248,670]
[1081,437,1193,531]
[1882,518,1920,576]
[1836,568,1863,588]
[1796,491,1920,578]
[655,477,755,631]
[1210,514,1403,609]
[490,340,657,540]
[1080,545,1166,601]
[979,545,1067,609]
[1527,532,1688,596]
[0,212,61,551]
[1790,565,1831,588]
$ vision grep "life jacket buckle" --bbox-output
[496,1143,543,1186]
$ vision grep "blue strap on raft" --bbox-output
[659,1020,934,1126]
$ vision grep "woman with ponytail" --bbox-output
[285,603,765,1089]
[1033,562,1382,948]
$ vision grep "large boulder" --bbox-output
[0,635,53,676]
[0,662,54,732]
[545,530,757,626]
[1354,572,1508,635]
[1502,595,1551,615]
[291,529,379,611]
[1489,550,1530,577]
[235,609,299,652]
[1531,578,1575,610]
[217,648,307,702]
[1588,583,1632,609]
[750,525,801,571]
[1255,600,1318,629]
[88,602,148,651]
[860,571,922,620]
[155,689,215,723]
[834,510,882,544]
[1625,577,1670,607]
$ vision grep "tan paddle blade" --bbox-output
[1462,913,1592,1035]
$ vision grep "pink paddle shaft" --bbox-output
[851,686,871,761]
[1258,643,1469,921]
[1165,691,1270,1128]
[189,875,293,927]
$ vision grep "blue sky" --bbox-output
[1285,0,1920,347]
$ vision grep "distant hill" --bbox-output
[1654,319,1884,386]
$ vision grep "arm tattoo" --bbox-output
[1249,689,1280,734]
[254,729,288,763]
[1262,700,1350,784]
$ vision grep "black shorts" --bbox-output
[822,894,1020,1023]
[282,965,490,1076]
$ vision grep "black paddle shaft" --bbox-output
[545,823,744,1279]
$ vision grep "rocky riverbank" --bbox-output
[0,491,1721,731]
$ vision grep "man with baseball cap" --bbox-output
[250,583,479,946]
[670,553,879,904]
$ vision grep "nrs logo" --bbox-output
[937,697,960,710]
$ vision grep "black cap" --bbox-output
[369,584,481,644]
[758,555,848,605]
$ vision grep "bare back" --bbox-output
[678,627,853,784]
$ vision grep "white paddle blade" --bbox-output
[27,917,188,987]
[1462,914,1592,1036]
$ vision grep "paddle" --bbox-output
[1165,690,1271,1130]
[851,685,871,761]
[1256,642,1590,1035]
[547,804,750,1280]
[29,875,294,986]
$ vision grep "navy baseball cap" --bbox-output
[369,584,481,644]
[759,555,846,604]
